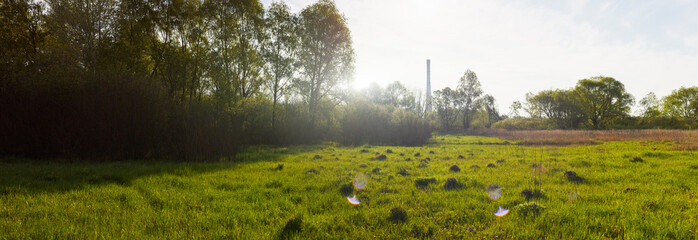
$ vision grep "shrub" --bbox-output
[340,101,431,146]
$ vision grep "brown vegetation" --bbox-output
[467,129,698,150]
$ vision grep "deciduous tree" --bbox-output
[573,76,633,128]
[295,0,354,121]
[263,1,298,130]
[663,87,698,123]
[456,69,482,129]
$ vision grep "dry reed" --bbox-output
[467,129,698,150]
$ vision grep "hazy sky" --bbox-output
[262,0,698,114]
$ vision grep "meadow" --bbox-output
[2,132,698,239]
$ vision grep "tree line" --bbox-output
[429,73,698,131]
[497,77,698,130]
[0,0,430,160]
[2,0,695,160]
[429,69,502,131]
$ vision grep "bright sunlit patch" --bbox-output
[347,194,360,205]
[486,183,503,200]
[353,173,368,190]
[494,206,509,217]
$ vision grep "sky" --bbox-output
[261,0,698,115]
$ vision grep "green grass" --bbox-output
[2,135,698,239]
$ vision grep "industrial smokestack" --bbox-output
[426,59,432,112]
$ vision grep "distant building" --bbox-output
[426,59,432,113]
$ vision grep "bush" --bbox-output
[340,101,431,146]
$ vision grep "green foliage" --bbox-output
[430,69,504,132]
[295,0,354,116]
[519,77,698,130]
[526,89,585,129]
[573,76,634,128]
[1,0,434,159]
[639,92,662,118]
[433,87,460,131]
[457,69,483,129]
[663,87,698,123]
[340,100,431,146]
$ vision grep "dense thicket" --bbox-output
[0,0,431,160]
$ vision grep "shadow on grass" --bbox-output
[0,145,320,196]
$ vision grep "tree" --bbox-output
[364,82,385,105]
[384,81,416,110]
[203,0,265,107]
[433,87,458,131]
[509,101,522,117]
[413,90,428,117]
[111,0,157,76]
[456,69,482,130]
[47,0,118,74]
[0,0,48,86]
[663,87,698,123]
[573,76,633,128]
[639,92,662,118]
[295,0,354,121]
[478,94,500,128]
[526,89,585,129]
[263,1,298,130]
[147,0,209,103]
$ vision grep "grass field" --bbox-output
[2,133,698,239]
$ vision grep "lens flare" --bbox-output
[494,206,509,217]
[353,173,367,190]
[486,184,503,200]
[347,194,360,205]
